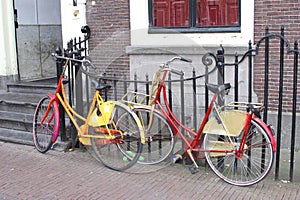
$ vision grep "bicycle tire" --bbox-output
[203,119,274,186]
[90,102,143,171]
[33,96,59,153]
[134,107,175,164]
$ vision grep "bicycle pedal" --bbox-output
[188,164,199,174]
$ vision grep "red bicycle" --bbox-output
[122,57,276,186]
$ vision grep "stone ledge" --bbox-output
[126,45,250,55]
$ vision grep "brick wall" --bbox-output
[254,0,300,112]
[86,0,130,80]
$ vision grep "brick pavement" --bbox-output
[0,141,299,200]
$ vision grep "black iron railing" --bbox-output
[57,26,299,182]
[55,25,90,147]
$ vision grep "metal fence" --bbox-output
[57,26,299,182]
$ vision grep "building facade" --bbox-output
[1,0,299,112]
[0,1,18,91]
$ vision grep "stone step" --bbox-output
[0,127,34,146]
[0,127,71,152]
[7,78,56,94]
[0,110,33,132]
[0,91,44,114]
[0,78,72,150]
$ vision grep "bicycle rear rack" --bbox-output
[121,91,152,106]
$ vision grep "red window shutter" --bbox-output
[225,0,239,25]
[153,0,170,27]
[153,0,189,27]
[152,0,238,28]
[197,0,238,26]
[171,0,189,26]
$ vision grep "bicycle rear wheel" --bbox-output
[90,102,143,171]
[203,119,274,186]
[134,107,174,164]
[33,96,59,153]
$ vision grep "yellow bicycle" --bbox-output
[32,54,145,171]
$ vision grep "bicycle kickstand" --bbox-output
[186,149,199,174]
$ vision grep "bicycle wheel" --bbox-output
[33,96,59,153]
[134,107,175,164]
[90,102,143,171]
[203,119,274,186]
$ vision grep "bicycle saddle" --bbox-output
[206,83,231,94]
[96,84,112,91]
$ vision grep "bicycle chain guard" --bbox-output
[88,102,115,127]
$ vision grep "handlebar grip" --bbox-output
[180,57,192,63]
[170,68,184,76]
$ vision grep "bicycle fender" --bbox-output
[51,100,60,143]
[253,117,277,152]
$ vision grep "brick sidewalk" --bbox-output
[0,141,299,200]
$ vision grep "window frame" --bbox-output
[148,0,241,33]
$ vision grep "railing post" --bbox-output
[263,26,270,123]
[102,73,108,101]
[217,45,225,83]
[123,74,127,99]
[168,73,172,111]
[134,73,138,103]
[275,26,285,180]
[205,64,209,111]
[192,68,197,129]
[146,74,149,105]
[289,40,298,182]
[180,72,185,164]
[216,45,225,105]
[55,47,66,141]
[234,52,239,103]
[74,54,84,117]
[113,74,118,101]
[134,73,138,92]
[248,40,253,102]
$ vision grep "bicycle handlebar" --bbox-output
[51,53,96,69]
[170,68,184,76]
[161,56,192,76]
[165,56,192,65]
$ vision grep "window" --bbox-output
[149,0,240,33]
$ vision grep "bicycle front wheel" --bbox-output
[134,107,175,164]
[33,96,59,153]
[203,119,274,186]
[91,102,143,171]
